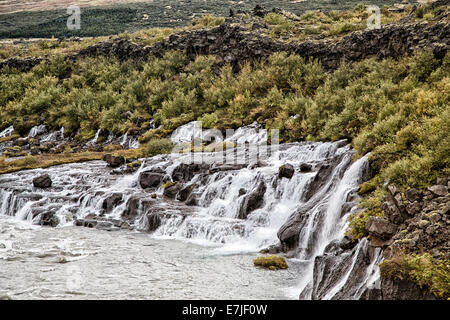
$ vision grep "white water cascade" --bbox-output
[0,126,14,138]
[0,126,381,299]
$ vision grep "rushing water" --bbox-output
[0,215,297,300]
[0,124,381,299]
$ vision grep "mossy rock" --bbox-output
[162,181,177,189]
[254,255,288,270]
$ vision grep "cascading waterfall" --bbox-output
[0,123,381,300]
[86,129,101,147]
[0,126,14,138]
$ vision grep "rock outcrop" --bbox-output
[376,178,449,260]
[0,57,43,72]
[278,163,294,179]
[33,174,52,188]
[3,5,448,73]
[102,154,125,168]
[364,176,450,300]
[238,180,266,219]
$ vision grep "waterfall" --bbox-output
[40,127,65,143]
[28,125,47,138]
[119,133,140,149]
[86,129,101,147]
[0,126,14,138]
[0,126,379,299]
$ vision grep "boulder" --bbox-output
[171,163,209,182]
[278,164,294,179]
[427,185,447,197]
[209,163,246,173]
[238,181,266,219]
[381,193,407,225]
[176,184,197,202]
[404,188,423,203]
[102,154,125,168]
[122,196,153,218]
[33,174,52,188]
[185,193,198,206]
[139,171,164,189]
[303,163,334,201]
[366,217,397,240]
[146,212,161,231]
[299,163,312,172]
[95,221,115,231]
[380,278,437,300]
[405,201,422,216]
[102,193,123,212]
[36,211,59,227]
[162,182,183,199]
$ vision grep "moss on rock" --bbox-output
[253,255,288,270]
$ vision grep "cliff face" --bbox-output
[362,177,449,300]
[77,15,449,71]
[2,5,449,72]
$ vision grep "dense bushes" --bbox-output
[0,48,448,194]
[142,138,173,157]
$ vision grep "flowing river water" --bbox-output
[0,215,298,300]
[0,123,382,299]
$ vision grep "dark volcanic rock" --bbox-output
[139,171,164,189]
[146,212,161,232]
[33,174,52,188]
[303,163,334,201]
[176,183,197,202]
[122,196,154,219]
[103,154,125,168]
[238,180,266,219]
[35,211,59,227]
[404,188,423,203]
[163,182,183,199]
[278,164,294,179]
[0,57,43,72]
[2,6,449,75]
[299,163,312,172]
[380,278,437,300]
[102,193,123,212]
[366,217,397,240]
[70,13,449,72]
[209,163,246,173]
[171,163,209,182]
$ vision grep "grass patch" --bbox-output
[0,148,141,174]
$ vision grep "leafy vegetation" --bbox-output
[142,138,173,157]
[379,253,450,299]
[1,48,448,191]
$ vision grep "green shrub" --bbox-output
[142,138,173,157]
[379,253,450,299]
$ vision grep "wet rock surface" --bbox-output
[33,174,52,188]
[278,164,294,179]
[0,138,419,300]
[103,154,125,168]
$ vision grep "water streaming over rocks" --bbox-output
[0,124,381,299]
